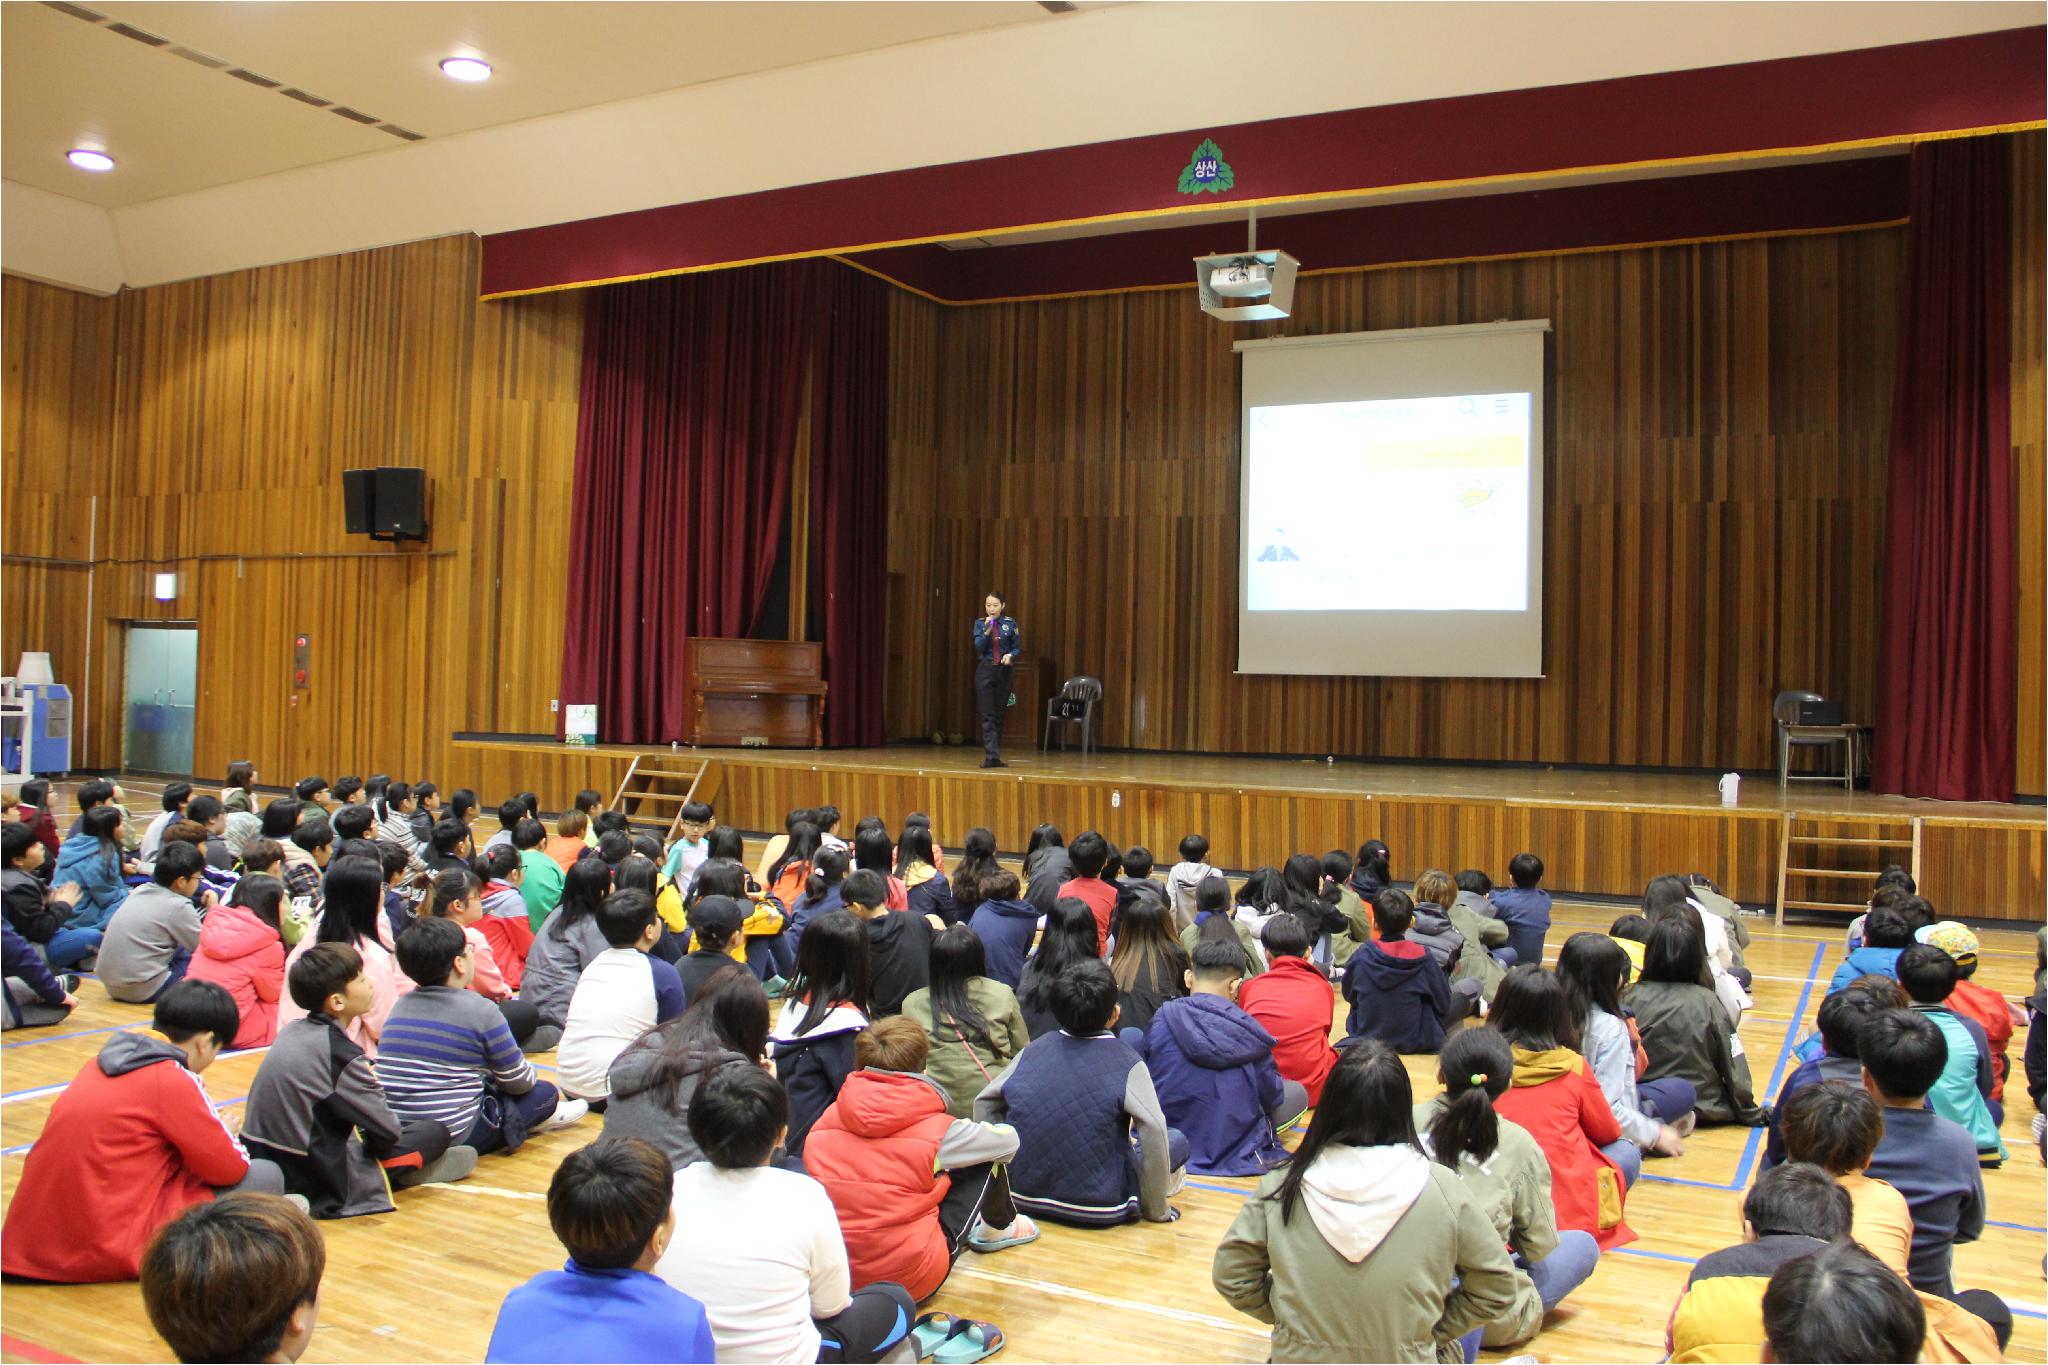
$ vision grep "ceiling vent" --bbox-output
[41,2,106,22]
[104,20,167,45]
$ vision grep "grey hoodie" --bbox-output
[98,882,203,1003]
[602,1040,744,1170]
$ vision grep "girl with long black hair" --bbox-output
[903,924,1030,1117]
[1015,897,1099,1039]
[769,910,872,1155]
[604,968,772,1169]
[1212,1039,1520,1363]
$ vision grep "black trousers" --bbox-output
[815,1281,916,1363]
[974,660,1012,759]
[937,1162,1018,1256]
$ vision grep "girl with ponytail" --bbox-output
[1416,1029,1600,1350]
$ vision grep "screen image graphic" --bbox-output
[1234,320,1548,678]
[1246,392,1531,613]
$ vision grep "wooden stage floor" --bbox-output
[447,740,2048,920]
[4,894,2043,1365]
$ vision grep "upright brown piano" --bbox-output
[679,639,828,747]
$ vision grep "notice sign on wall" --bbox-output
[564,704,598,746]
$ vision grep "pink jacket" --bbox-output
[184,903,286,1049]
[464,922,511,1002]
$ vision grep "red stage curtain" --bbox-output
[1874,138,2015,802]
[558,259,890,747]
[809,263,891,747]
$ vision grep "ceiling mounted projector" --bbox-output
[1194,211,1299,321]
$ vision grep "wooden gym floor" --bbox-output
[0,817,2042,1362]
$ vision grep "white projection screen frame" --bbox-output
[1234,320,1550,678]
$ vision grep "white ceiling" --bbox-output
[0,2,2038,294]
[2,0,1083,208]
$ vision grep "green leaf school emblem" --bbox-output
[1177,138,1234,194]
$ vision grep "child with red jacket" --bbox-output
[477,846,533,993]
[804,1015,1036,1301]
[1,980,287,1282]
[1487,966,1637,1250]
[1237,913,1340,1105]
[1921,922,2016,1102]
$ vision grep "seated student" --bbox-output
[966,868,1037,990]
[606,969,768,1169]
[1119,843,1163,898]
[844,868,930,1018]
[1179,874,1267,976]
[3,820,98,971]
[1898,943,2007,1162]
[512,817,566,929]
[1403,880,1480,1020]
[546,810,591,874]
[278,815,334,923]
[422,816,473,877]
[1606,912,1652,980]
[1666,1162,1852,1363]
[1828,903,1916,995]
[99,840,209,1004]
[54,805,131,933]
[372,841,415,944]
[180,795,236,872]
[1416,869,1510,1001]
[1,980,286,1282]
[1761,987,1892,1170]
[1016,897,1101,1038]
[16,777,65,869]
[850,823,910,914]
[380,918,586,1155]
[277,854,410,1057]
[481,798,523,853]
[1165,833,1220,928]
[488,1138,715,1364]
[771,910,873,1157]
[691,854,790,987]
[783,841,848,942]
[1136,939,1304,1176]
[1056,831,1119,949]
[1341,890,1454,1055]
[3,916,79,1031]
[138,782,194,862]
[1238,913,1340,1105]
[1488,966,1636,1248]
[974,958,1185,1228]
[659,800,716,890]
[186,873,289,1049]
[1646,881,1752,1027]
[1108,891,1191,1035]
[807,1016,1035,1301]
[902,923,1031,1119]
[141,1193,326,1365]
[1489,852,1552,970]
[1213,1040,1520,1365]
[371,784,424,868]
[1768,1081,1999,1365]
[1555,933,1690,1156]
[1859,1008,2000,1338]
[1921,921,2015,1104]
[895,825,957,926]
[1417,1029,1597,1350]
[1021,825,1075,919]
[242,944,473,1216]
[1762,1240,1928,1365]
[558,891,688,1101]
[676,895,747,998]
[330,800,376,848]
[656,1063,918,1364]
[477,846,534,993]
[1629,919,1764,1126]
[519,857,613,1049]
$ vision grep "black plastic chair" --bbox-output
[1042,676,1103,754]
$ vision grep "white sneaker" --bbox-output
[540,1098,590,1131]
[283,1193,311,1215]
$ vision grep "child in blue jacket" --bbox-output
[1131,939,1306,1175]
[488,1137,713,1364]
[1488,852,1553,970]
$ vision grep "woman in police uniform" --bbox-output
[972,592,1019,768]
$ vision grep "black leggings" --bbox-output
[498,998,541,1046]
[815,1282,915,1363]
[937,1163,1018,1261]
[974,660,1011,759]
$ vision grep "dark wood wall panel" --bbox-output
[886,230,1916,771]
[2013,132,2045,797]
[2,237,583,788]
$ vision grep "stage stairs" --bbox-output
[1774,813,1921,928]
[609,754,723,843]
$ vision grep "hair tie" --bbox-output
[1469,1073,1487,1086]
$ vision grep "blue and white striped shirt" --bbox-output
[375,986,533,1139]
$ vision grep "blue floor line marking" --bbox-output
[1613,1246,1697,1265]
[0,1021,141,1050]
[1988,1220,2048,1234]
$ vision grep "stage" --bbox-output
[444,740,2046,921]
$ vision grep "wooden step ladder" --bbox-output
[609,754,723,844]
[1774,813,1921,927]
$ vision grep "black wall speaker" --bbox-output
[341,466,429,541]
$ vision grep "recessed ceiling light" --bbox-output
[439,56,491,82]
[66,148,115,172]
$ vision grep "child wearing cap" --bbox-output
[1922,921,2017,1104]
